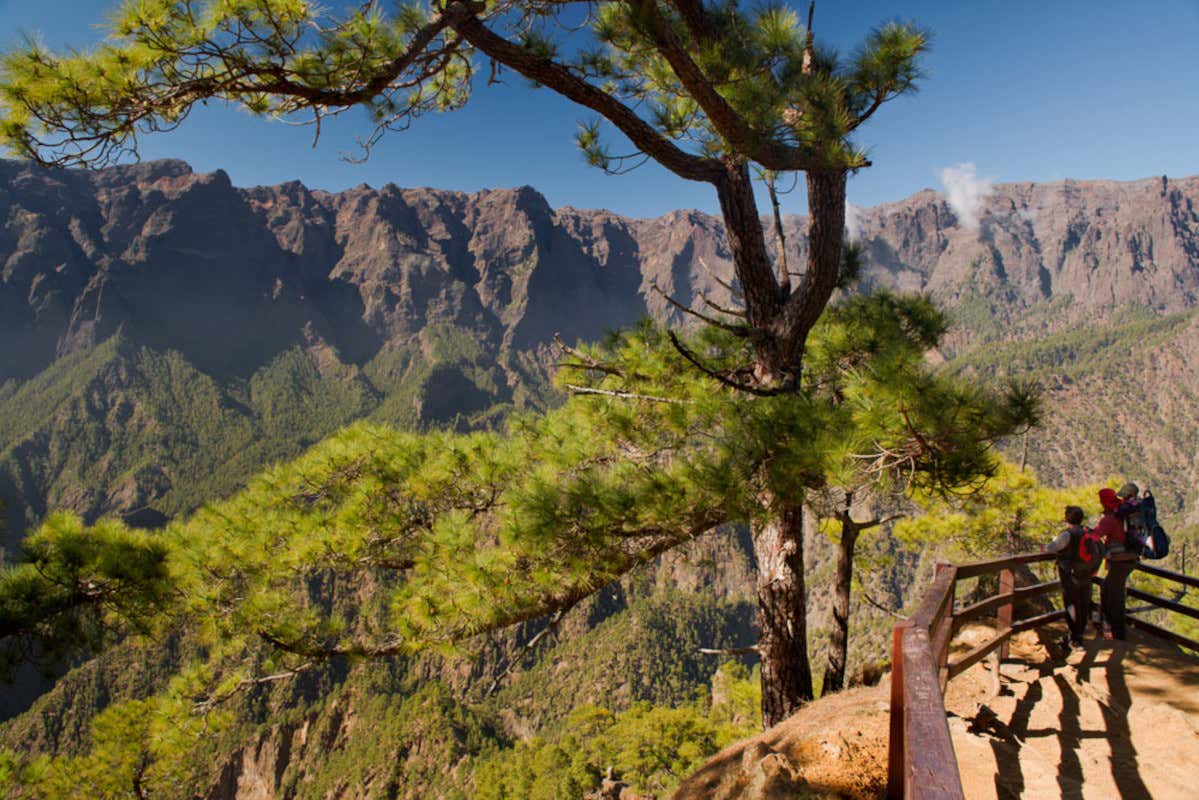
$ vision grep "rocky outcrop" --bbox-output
[4,160,1198,385]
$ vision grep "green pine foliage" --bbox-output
[474,662,759,799]
[895,457,1105,562]
[0,0,925,175]
[0,512,173,679]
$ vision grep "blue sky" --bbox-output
[0,0,1196,218]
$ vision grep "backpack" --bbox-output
[1130,492,1171,560]
[1074,527,1105,573]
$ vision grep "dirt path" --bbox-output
[947,623,1199,799]
[671,622,1199,799]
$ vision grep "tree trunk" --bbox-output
[753,497,813,727]
[713,158,791,378]
[712,159,851,726]
[823,514,859,694]
[776,169,847,368]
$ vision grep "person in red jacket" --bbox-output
[1096,487,1139,640]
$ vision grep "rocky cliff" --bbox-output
[5,160,1197,385]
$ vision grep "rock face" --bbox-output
[2,160,1198,799]
[843,177,1199,316]
[4,159,1197,384]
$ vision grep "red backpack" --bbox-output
[1076,527,1104,568]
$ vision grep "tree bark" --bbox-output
[778,168,847,367]
[753,497,813,726]
[823,513,859,694]
[713,158,784,341]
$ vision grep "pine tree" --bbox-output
[0,512,173,679]
[0,0,929,724]
[798,297,1041,692]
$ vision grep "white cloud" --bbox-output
[938,162,994,232]
[844,201,863,242]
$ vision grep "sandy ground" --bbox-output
[671,622,1199,799]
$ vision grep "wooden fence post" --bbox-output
[886,620,909,800]
[998,567,1014,660]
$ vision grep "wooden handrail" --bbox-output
[1135,562,1199,590]
[1125,586,1199,623]
[1129,616,1199,651]
[886,552,1199,799]
[952,551,1055,580]
[953,580,1058,630]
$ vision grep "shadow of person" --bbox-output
[991,677,1038,799]
[1050,674,1087,800]
[1102,643,1152,799]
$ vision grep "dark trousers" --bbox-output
[1057,564,1092,642]
[1101,557,1138,639]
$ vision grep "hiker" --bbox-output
[1118,482,1171,559]
[1096,486,1139,640]
[1043,505,1099,647]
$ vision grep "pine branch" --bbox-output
[667,331,786,397]
[452,6,725,182]
[651,284,752,336]
[634,0,818,172]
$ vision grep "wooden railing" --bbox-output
[1120,563,1199,652]
[886,552,1062,799]
[886,554,1199,799]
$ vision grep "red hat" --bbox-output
[1098,488,1121,512]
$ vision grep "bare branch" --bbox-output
[651,283,752,335]
[193,660,317,715]
[563,384,689,404]
[700,293,746,318]
[697,257,738,296]
[860,591,906,620]
[698,645,760,656]
[764,172,792,295]
[553,332,627,377]
[856,513,904,532]
[486,602,578,696]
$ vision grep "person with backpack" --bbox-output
[1043,505,1101,648]
[1097,486,1139,641]
[1116,482,1171,559]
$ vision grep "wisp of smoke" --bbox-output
[938,162,993,232]
[844,202,863,242]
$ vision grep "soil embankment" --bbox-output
[672,623,1199,799]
